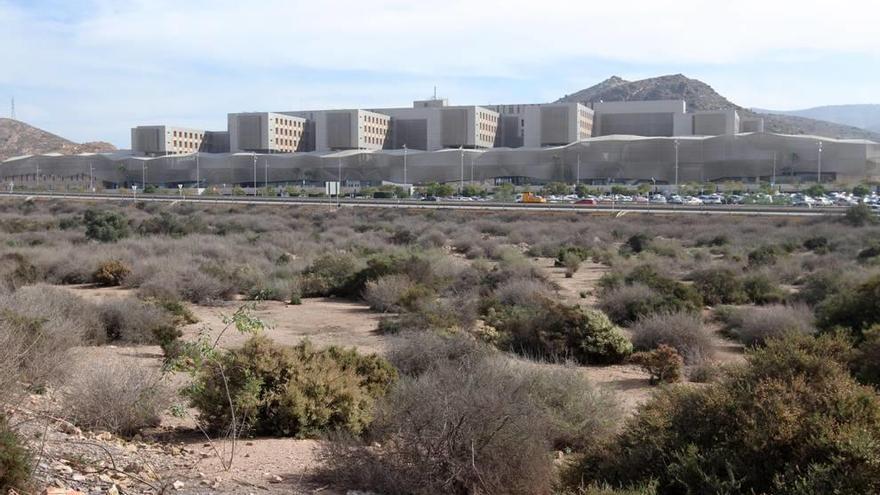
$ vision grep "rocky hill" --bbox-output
[753,104,880,134]
[558,74,880,141]
[0,118,116,161]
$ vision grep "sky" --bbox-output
[1,0,879,147]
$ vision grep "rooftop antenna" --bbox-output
[10,97,15,120]
[433,86,437,100]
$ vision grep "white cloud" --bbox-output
[1,0,879,145]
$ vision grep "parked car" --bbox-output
[684,196,704,205]
[574,198,598,206]
[649,194,667,204]
[668,195,684,204]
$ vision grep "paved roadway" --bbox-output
[0,191,844,217]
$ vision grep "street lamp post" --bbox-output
[141,161,147,190]
[264,156,269,197]
[337,159,342,208]
[195,152,200,190]
[89,162,94,192]
[252,152,257,197]
[403,144,408,193]
[817,141,823,184]
[674,139,680,194]
[771,152,777,189]
[459,146,464,196]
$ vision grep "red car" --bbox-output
[574,198,598,205]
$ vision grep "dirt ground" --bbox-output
[50,272,746,493]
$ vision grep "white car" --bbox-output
[684,196,704,205]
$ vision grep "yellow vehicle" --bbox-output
[516,192,547,203]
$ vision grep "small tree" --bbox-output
[843,204,876,227]
[83,209,129,242]
[629,344,683,385]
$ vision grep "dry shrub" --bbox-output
[494,277,555,307]
[93,259,131,286]
[629,344,684,384]
[64,358,170,437]
[362,274,414,312]
[139,266,235,304]
[598,283,660,325]
[388,331,494,377]
[322,356,606,494]
[0,285,98,391]
[630,311,714,365]
[98,298,175,344]
[720,304,815,346]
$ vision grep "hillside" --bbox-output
[0,118,116,161]
[753,104,880,133]
[558,75,880,141]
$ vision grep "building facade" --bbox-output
[282,109,391,152]
[228,112,306,153]
[371,99,498,151]
[131,125,209,156]
[486,102,593,148]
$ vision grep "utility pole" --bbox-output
[817,141,823,184]
[264,156,269,196]
[337,159,342,208]
[403,144,407,195]
[89,162,94,192]
[142,161,146,190]
[252,152,257,196]
[470,152,475,185]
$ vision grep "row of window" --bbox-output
[273,118,303,129]
[172,130,203,139]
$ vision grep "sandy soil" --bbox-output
[63,285,389,355]
[533,257,607,307]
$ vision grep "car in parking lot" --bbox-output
[574,198,599,206]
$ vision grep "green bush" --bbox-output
[817,275,880,340]
[83,209,129,242]
[298,252,362,297]
[747,244,781,267]
[490,299,632,364]
[188,335,397,437]
[852,324,880,387]
[803,236,830,254]
[621,233,651,255]
[93,259,131,286]
[629,344,683,385]
[690,267,746,305]
[842,204,877,227]
[570,333,880,494]
[0,414,31,494]
[857,243,880,261]
[624,265,703,315]
[742,273,786,304]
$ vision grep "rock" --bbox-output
[71,474,87,482]
[95,432,113,442]
[42,489,85,495]
[172,480,185,491]
[269,475,283,483]
[107,486,119,495]
[98,475,113,484]
[53,464,74,474]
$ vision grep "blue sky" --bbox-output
[2,0,878,147]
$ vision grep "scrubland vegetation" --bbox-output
[1,197,880,493]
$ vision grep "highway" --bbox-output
[0,191,845,217]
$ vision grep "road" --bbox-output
[0,191,845,217]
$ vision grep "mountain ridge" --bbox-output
[558,75,880,141]
[0,118,116,162]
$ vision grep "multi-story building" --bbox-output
[592,100,693,137]
[282,109,391,151]
[131,125,208,156]
[228,112,306,153]
[371,99,498,151]
[486,102,593,148]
